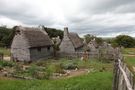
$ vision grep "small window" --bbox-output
[37,47,41,52]
[47,46,50,51]
[15,30,21,35]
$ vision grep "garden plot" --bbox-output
[0,58,113,80]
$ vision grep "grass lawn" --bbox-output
[122,48,135,79]
[122,48,135,55]
[124,56,135,66]
[122,48,135,67]
[0,72,112,90]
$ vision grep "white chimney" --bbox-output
[64,27,69,36]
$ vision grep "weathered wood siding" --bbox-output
[30,47,53,60]
[11,34,30,61]
[59,51,116,60]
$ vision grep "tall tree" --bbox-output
[84,34,95,44]
[114,35,135,48]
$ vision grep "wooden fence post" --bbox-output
[113,58,119,90]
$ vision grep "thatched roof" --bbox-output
[69,33,83,49]
[16,26,53,48]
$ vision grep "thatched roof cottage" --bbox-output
[11,26,53,61]
[60,27,83,53]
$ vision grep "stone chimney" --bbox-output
[64,27,69,36]
[39,25,48,35]
[15,26,24,35]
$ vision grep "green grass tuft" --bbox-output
[0,72,112,90]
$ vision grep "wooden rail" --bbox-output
[113,58,134,90]
[59,52,115,60]
[118,59,133,90]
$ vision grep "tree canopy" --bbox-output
[114,35,135,48]
[84,34,95,44]
[84,34,103,45]
[43,26,63,39]
[0,26,15,47]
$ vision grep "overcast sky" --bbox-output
[0,0,135,37]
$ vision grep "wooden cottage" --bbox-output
[11,26,53,61]
[60,27,83,53]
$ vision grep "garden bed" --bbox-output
[0,58,113,80]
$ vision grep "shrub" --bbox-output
[44,67,53,79]
[0,61,15,67]
[63,62,78,70]
[27,65,52,80]
[27,65,39,78]
[54,63,65,74]
[35,61,47,67]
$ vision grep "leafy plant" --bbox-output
[0,61,15,67]
[62,62,78,70]
[27,65,39,78]
[54,63,65,74]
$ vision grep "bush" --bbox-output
[27,65,52,80]
[35,61,47,67]
[27,65,40,78]
[0,61,15,67]
[62,62,78,70]
[54,63,65,74]
[44,67,53,79]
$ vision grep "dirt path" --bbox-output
[66,69,89,78]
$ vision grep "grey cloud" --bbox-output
[80,0,135,14]
[0,0,55,26]
[0,0,135,37]
[69,24,135,37]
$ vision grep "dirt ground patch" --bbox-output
[66,69,89,78]
[3,56,11,61]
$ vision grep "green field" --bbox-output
[122,48,135,55]
[122,48,135,66]
[0,72,112,90]
[124,56,135,66]
[122,48,135,78]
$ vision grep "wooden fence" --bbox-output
[113,58,134,90]
[59,51,116,60]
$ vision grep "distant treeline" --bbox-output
[43,26,63,39]
[106,35,135,48]
[0,26,63,47]
[0,26,15,47]
[83,34,135,48]
[0,26,135,48]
